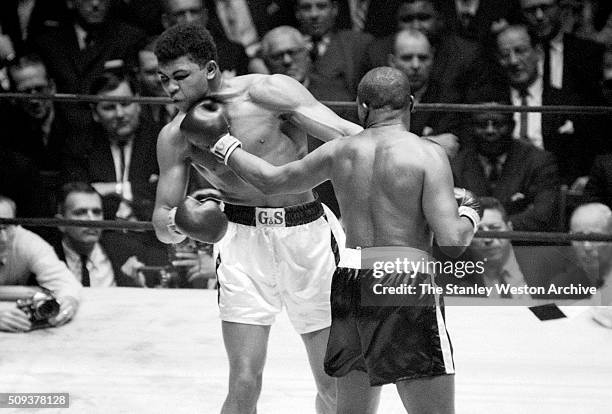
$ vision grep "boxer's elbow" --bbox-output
[435,225,473,258]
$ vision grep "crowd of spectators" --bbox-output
[1,1,611,304]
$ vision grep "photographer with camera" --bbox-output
[0,195,81,332]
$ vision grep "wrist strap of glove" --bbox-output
[458,206,480,234]
[167,207,187,241]
[212,134,241,165]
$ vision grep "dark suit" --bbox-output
[312,30,373,101]
[51,231,168,288]
[438,0,522,43]
[29,19,146,94]
[485,80,594,184]
[0,146,47,219]
[410,79,462,137]
[204,0,297,39]
[583,154,612,210]
[334,0,402,38]
[61,120,159,221]
[367,32,493,105]
[451,140,561,231]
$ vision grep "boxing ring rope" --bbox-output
[2,92,611,243]
[1,217,612,243]
[1,91,612,114]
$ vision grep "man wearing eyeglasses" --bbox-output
[4,54,68,176]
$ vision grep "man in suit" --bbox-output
[333,0,402,37]
[294,0,373,101]
[61,70,159,222]
[366,0,495,111]
[438,0,522,43]
[53,182,145,287]
[161,0,250,76]
[493,23,594,185]
[519,0,604,102]
[29,0,146,95]
[388,28,461,156]
[451,98,561,232]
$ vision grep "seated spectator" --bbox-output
[330,0,403,37]
[465,197,535,299]
[519,0,604,104]
[437,0,522,43]
[388,28,461,157]
[160,0,250,76]
[136,37,178,131]
[294,0,373,101]
[493,23,598,186]
[3,54,69,174]
[29,0,146,95]
[62,70,159,222]
[53,182,147,288]
[451,98,561,232]
[566,203,612,296]
[366,0,495,105]
[0,195,81,332]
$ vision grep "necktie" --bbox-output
[80,254,91,287]
[310,38,320,62]
[487,156,500,182]
[542,41,551,90]
[353,0,368,31]
[519,90,529,142]
[117,141,127,184]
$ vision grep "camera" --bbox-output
[16,288,60,330]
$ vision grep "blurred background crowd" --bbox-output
[0,0,611,318]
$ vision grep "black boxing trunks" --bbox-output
[324,247,455,386]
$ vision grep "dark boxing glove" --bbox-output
[180,99,241,164]
[454,187,482,232]
[168,189,229,243]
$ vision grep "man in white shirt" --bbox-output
[0,195,81,332]
[55,182,145,288]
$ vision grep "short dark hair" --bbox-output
[358,67,412,110]
[57,182,100,214]
[495,24,537,49]
[89,69,139,96]
[479,197,509,222]
[155,22,217,67]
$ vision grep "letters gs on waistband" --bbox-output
[223,199,324,227]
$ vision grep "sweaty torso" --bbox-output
[332,127,433,251]
[170,74,314,207]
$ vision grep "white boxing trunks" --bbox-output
[214,199,345,334]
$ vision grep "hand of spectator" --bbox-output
[426,133,460,159]
[0,34,15,62]
[120,256,146,287]
[570,176,589,194]
[0,308,32,332]
[48,296,78,327]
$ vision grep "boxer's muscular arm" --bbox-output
[250,74,362,141]
[152,124,191,244]
[421,144,475,258]
[227,140,339,195]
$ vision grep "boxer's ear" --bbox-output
[205,61,219,80]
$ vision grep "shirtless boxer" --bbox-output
[198,67,481,414]
[151,23,361,414]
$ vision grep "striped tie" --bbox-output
[352,0,368,32]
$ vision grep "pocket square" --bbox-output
[558,120,574,134]
[149,174,159,184]
[510,192,525,202]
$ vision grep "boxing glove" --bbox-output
[169,189,229,243]
[454,187,482,232]
[180,99,241,164]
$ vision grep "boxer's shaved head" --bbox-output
[358,67,412,110]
